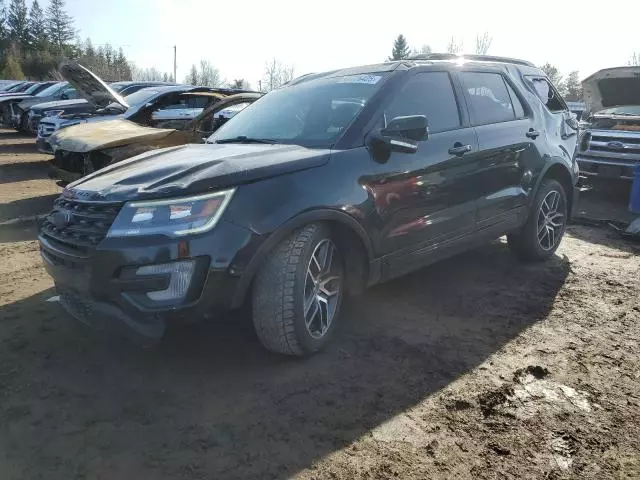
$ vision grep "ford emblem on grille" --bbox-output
[51,210,73,228]
[606,141,626,151]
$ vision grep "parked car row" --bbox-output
[37,54,581,356]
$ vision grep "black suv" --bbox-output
[39,54,579,356]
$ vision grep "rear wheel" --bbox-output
[508,179,567,261]
[252,223,344,356]
[18,114,29,133]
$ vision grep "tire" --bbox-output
[508,179,567,262]
[252,223,344,356]
[18,114,29,133]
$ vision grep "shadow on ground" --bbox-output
[0,241,570,480]
[0,194,57,223]
[0,141,41,156]
[575,179,634,224]
[0,160,53,184]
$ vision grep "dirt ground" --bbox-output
[1,130,639,480]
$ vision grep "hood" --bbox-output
[29,99,88,112]
[59,61,129,110]
[0,94,32,104]
[51,119,174,153]
[582,67,640,115]
[65,143,331,202]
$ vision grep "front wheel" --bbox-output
[252,223,344,356]
[508,179,567,261]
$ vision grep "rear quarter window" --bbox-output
[525,76,567,113]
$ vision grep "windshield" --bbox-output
[24,83,46,94]
[36,82,65,97]
[596,105,640,116]
[124,88,161,106]
[209,73,387,147]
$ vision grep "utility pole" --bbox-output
[173,45,177,83]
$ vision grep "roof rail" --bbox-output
[407,53,535,68]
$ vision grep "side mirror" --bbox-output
[383,115,429,142]
[368,115,428,159]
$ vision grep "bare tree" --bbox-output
[262,58,295,92]
[446,36,463,54]
[230,78,251,89]
[475,32,492,55]
[410,44,432,56]
[630,52,640,66]
[131,65,171,82]
[198,59,221,87]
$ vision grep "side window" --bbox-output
[526,76,567,112]
[186,96,209,109]
[461,72,516,125]
[61,87,77,99]
[384,72,460,134]
[505,82,525,119]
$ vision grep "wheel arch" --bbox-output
[230,209,376,308]
[536,161,576,218]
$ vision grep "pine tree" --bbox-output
[84,37,95,58]
[7,0,28,47]
[564,71,583,102]
[27,0,46,50]
[389,34,410,61]
[1,49,24,78]
[46,0,75,52]
[188,64,198,85]
[0,0,7,42]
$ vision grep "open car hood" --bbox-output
[582,67,640,116]
[51,119,175,153]
[59,61,129,110]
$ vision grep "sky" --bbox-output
[62,0,640,87]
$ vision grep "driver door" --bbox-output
[364,71,480,278]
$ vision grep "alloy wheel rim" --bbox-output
[537,190,565,251]
[303,239,342,339]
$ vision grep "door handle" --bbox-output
[526,129,541,139]
[448,143,472,156]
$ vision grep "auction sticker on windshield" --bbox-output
[336,74,381,85]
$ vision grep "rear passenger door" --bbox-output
[459,71,541,233]
[367,71,480,276]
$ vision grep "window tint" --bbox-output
[461,72,516,125]
[384,72,460,133]
[505,82,525,118]
[526,76,567,113]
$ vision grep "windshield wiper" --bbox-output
[215,136,279,144]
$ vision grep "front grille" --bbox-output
[40,197,122,255]
[38,121,56,138]
[589,133,640,154]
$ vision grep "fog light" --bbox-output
[136,260,195,301]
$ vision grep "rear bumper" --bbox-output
[575,155,636,180]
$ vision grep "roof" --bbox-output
[288,54,539,87]
[407,53,535,67]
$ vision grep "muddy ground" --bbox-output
[0,130,639,479]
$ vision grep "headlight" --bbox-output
[107,189,235,238]
[44,110,64,117]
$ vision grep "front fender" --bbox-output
[229,208,374,308]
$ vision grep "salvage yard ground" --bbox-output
[0,129,639,479]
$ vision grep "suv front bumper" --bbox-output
[39,219,260,343]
